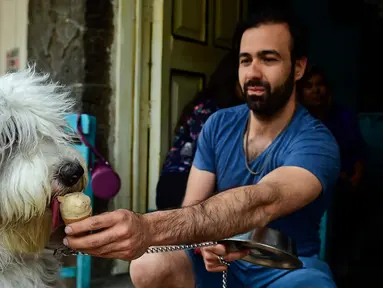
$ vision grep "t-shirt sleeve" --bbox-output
[283,127,341,197]
[192,113,217,173]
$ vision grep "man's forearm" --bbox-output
[144,182,278,246]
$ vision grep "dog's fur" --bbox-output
[0,67,88,287]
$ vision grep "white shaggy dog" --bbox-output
[0,68,88,287]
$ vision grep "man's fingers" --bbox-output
[201,244,227,256]
[64,227,119,250]
[80,239,131,256]
[65,209,129,235]
[76,239,128,256]
[205,264,228,272]
[78,241,142,261]
[223,250,250,262]
[65,212,114,235]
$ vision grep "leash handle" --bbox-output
[76,113,109,165]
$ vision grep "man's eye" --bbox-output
[264,58,277,62]
[240,58,250,64]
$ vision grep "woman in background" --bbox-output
[156,51,244,210]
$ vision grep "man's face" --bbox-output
[301,74,329,108]
[238,23,305,117]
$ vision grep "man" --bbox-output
[63,8,340,288]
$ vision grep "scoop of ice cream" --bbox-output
[58,192,92,221]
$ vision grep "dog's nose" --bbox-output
[59,161,84,187]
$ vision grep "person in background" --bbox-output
[298,64,367,286]
[298,65,366,190]
[156,51,244,210]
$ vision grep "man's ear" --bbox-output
[294,57,307,81]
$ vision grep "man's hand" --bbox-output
[200,244,249,272]
[63,209,150,261]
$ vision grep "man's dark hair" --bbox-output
[233,5,308,62]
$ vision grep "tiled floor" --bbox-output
[91,273,134,288]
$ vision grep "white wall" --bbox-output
[0,0,29,75]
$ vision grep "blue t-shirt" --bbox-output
[193,104,340,257]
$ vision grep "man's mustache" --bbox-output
[244,79,270,91]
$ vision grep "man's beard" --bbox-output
[244,69,295,118]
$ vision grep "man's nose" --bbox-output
[246,60,262,79]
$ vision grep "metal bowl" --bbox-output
[218,227,303,270]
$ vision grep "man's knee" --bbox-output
[129,251,194,288]
[129,254,166,287]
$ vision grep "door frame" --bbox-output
[147,0,172,211]
[112,0,152,273]
[111,0,136,275]
[113,0,152,213]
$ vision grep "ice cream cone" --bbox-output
[58,192,92,226]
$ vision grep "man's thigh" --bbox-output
[267,267,336,288]
[266,256,336,288]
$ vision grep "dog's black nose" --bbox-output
[59,161,84,187]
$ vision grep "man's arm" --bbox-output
[145,166,321,245]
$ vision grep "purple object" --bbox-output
[77,114,121,200]
[90,160,121,200]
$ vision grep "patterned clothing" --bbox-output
[161,98,220,175]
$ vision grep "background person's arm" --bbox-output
[182,166,216,206]
[181,111,219,206]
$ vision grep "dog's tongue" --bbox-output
[51,197,64,231]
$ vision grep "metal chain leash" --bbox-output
[145,241,217,253]
[54,241,232,288]
[218,255,231,288]
[146,242,231,288]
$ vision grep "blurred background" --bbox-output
[0,0,382,287]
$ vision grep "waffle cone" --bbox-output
[63,212,92,225]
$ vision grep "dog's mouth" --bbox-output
[49,161,87,232]
[50,197,64,232]
[45,196,67,251]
